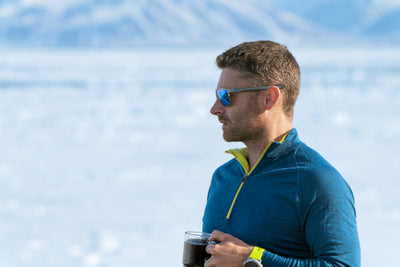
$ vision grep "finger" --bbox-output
[204,255,215,267]
[205,242,216,254]
[209,230,228,242]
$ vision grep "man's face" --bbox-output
[210,68,265,143]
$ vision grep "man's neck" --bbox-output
[245,126,292,171]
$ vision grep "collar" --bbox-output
[225,129,297,175]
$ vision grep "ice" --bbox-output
[0,47,399,266]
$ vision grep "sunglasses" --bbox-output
[215,85,285,106]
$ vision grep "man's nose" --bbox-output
[210,99,224,116]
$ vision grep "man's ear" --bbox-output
[264,86,281,110]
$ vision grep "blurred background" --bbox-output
[0,0,399,266]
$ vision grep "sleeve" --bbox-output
[260,166,361,267]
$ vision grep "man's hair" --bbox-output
[216,40,300,117]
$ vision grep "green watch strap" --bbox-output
[249,246,265,261]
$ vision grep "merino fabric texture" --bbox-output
[203,129,360,266]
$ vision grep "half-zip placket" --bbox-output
[225,133,289,220]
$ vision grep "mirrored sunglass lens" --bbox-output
[217,89,230,106]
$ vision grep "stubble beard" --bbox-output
[222,118,264,143]
[221,97,265,143]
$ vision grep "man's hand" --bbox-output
[205,230,254,267]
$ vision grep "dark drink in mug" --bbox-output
[183,231,212,267]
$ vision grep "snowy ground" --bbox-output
[0,47,399,266]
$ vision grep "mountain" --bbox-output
[0,0,399,49]
[265,0,400,42]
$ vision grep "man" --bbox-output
[202,41,360,267]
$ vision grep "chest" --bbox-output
[203,170,307,250]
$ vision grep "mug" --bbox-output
[182,231,213,267]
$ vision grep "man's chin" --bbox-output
[223,132,240,142]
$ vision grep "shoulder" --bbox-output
[213,158,240,175]
[292,142,353,198]
[211,158,244,184]
[292,144,357,229]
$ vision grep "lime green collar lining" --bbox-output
[225,133,289,175]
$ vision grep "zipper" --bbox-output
[226,174,248,219]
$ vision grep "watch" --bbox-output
[242,246,265,267]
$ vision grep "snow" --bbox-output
[0,47,399,266]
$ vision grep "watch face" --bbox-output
[243,259,262,267]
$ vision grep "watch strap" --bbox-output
[249,246,265,261]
